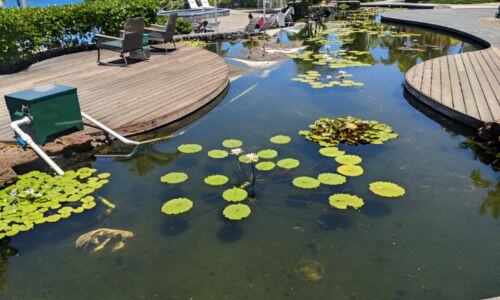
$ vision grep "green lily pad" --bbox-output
[329,193,364,210]
[46,214,61,223]
[204,175,229,186]
[319,147,345,157]
[222,139,243,148]
[178,144,203,154]
[335,154,362,165]
[238,155,250,164]
[161,198,193,215]
[160,172,188,184]
[207,149,229,159]
[255,161,275,171]
[82,201,96,209]
[337,165,364,177]
[258,149,278,159]
[277,158,300,169]
[223,204,251,220]
[270,135,291,144]
[292,176,320,189]
[161,198,194,215]
[369,181,405,197]
[222,188,248,202]
[317,173,346,185]
[97,173,111,179]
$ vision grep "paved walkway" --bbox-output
[381,8,500,127]
[0,46,229,142]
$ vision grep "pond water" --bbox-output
[1,11,500,300]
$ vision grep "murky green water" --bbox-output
[1,11,499,300]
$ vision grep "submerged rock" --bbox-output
[294,260,325,283]
[75,228,134,253]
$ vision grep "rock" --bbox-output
[0,166,17,188]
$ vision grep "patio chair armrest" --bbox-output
[149,24,165,29]
[95,34,122,43]
[144,27,165,34]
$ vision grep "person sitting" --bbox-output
[256,17,264,29]
[194,20,209,33]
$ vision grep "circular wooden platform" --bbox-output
[0,46,229,142]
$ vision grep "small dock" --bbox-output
[382,8,500,128]
[0,46,229,142]
[405,48,500,127]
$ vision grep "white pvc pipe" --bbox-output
[81,112,140,146]
[10,117,65,176]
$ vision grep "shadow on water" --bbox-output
[361,201,392,218]
[404,90,499,171]
[160,217,190,236]
[216,223,244,243]
[317,213,352,231]
[0,238,19,293]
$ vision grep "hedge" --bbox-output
[0,0,191,73]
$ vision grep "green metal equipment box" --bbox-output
[4,84,84,145]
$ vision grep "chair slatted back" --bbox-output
[122,17,145,52]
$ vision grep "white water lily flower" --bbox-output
[10,190,18,197]
[326,75,332,79]
[322,54,329,59]
[245,153,259,163]
[339,70,346,75]
[231,148,243,156]
[24,188,35,195]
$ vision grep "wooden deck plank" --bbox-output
[439,56,453,107]
[430,57,441,101]
[421,60,433,97]
[480,49,500,87]
[0,46,229,142]
[412,62,424,90]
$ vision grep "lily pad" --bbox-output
[317,173,346,185]
[97,173,111,179]
[238,155,250,164]
[270,135,291,144]
[204,175,229,186]
[277,158,300,169]
[223,204,251,220]
[222,139,243,148]
[335,154,362,165]
[222,188,248,202]
[178,144,203,154]
[255,161,276,171]
[328,193,364,210]
[161,198,193,215]
[160,172,188,184]
[258,149,278,159]
[292,176,320,189]
[369,181,405,197]
[319,147,345,157]
[337,165,364,177]
[207,149,229,159]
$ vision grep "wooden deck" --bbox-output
[0,46,229,142]
[405,47,500,127]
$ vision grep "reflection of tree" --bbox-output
[0,238,19,293]
[116,145,181,177]
[478,182,500,219]
[460,139,499,171]
[377,28,461,73]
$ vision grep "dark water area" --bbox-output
[1,11,499,300]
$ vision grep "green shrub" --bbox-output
[0,0,173,73]
[156,15,192,34]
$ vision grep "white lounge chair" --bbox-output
[200,0,213,8]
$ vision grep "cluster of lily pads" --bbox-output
[160,135,302,221]
[291,146,405,210]
[0,168,110,239]
[299,116,398,147]
[292,70,364,89]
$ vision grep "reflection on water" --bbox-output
[2,9,500,299]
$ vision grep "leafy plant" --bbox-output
[301,116,398,146]
[0,169,109,239]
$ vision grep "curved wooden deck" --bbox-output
[0,46,229,142]
[405,48,500,127]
